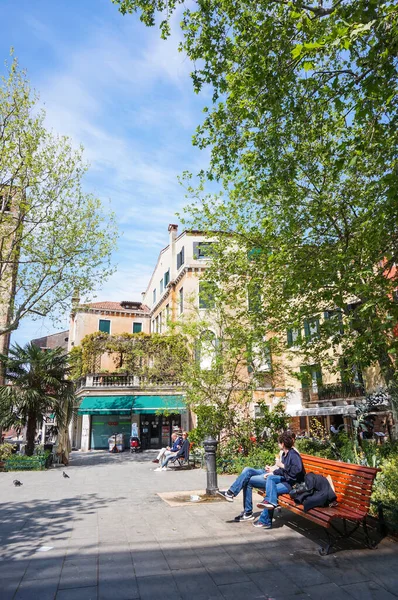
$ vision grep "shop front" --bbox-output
[132,395,185,450]
[77,394,187,450]
[77,396,133,450]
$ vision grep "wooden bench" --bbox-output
[257,453,379,555]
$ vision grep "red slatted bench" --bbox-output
[257,453,380,555]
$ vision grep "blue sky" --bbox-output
[2,0,209,346]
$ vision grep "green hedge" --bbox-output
[5,455,47,471]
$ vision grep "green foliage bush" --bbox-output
[0,442,16,461]
[217,439,276,474]
[371,455,398,532]
[295,437,336,460]
[5,455,46,471]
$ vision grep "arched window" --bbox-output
[198,330,216,370]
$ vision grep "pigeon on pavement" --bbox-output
[62,471,70,478]
[13,480,23,486]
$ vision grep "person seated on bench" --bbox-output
[254,432,305,529]
[153,432,182,468]
[217,432,300,522]
[218,433,304,527]
[161,432,190,470]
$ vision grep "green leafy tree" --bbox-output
[0,343,75,456]
[112,0,398,424]
[0,55,118,340]
[175,289,278,441]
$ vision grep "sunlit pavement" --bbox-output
[0,450,397,600]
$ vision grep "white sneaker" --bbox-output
[154,467,162,471]
[161,467,168,471]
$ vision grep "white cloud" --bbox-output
[12,7,212,345]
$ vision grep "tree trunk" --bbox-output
[25,412,37,456]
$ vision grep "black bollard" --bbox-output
[203,436,218,496]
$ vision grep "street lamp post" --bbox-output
[203,436,218,496]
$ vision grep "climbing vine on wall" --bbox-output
[70,332,189,383]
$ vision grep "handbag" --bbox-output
[289,481,312,500]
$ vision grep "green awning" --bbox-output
[77,396,133,415]
[132,395,185,414]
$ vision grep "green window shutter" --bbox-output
[133,323,142,333]
[304,319,311,338]
[287,329,293,347]
[164,269,170,286]
[193,242,199,258]
[304,318,320,340]
[99,319,110,334]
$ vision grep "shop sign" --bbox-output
[108,421,118,426]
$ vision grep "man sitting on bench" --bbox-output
[154,432,182,471]
[218,432,304,529]
[163,432,190,469]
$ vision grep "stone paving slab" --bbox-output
[0,449,397,600]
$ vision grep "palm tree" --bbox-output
[0,343,75,456]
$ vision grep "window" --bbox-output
[248,247,263,261]
[250,341,272,373]
[153,288,156,304]
[300,365,322,390]
[197,330,216,370]
[133,322,142,334]
[304,317,320,340]
[155,315,159,333]
[248,282,262,313]
[179,288,184,314]
[193,242,213,259]
[99,319,111,334]
[164,269,170,286]
[299,416,307,431]
[166,304,170,322]
[176,246,185,270]
[287,328,300,347]
[199,281,216,309]
[159,311,163,333]
[324,309,344,334]
[160,278,164,294]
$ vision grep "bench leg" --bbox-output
[319,529,333,556]
[363,518,378,549]
[319,518,377,556]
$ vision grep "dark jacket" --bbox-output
[172,439,190,461]
[293,472,337,512]
[171,436,183,452]
[273,448,305,490]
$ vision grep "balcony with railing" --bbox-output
[75,373,183,393]
[301,382,366,406]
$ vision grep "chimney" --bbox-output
[168,224,178,281]
[168,223,178,244]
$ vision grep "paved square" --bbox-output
[0,450,397,599]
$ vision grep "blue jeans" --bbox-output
[162,452,177,468]
[229,467,267,514]
[258,476,290,525]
